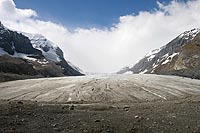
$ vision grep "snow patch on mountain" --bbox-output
[37,59,49,64]
[13,52,37,61]
[179,28,200,40]
[161,53,179,65]
[145,48,161,57]
[147,54,155,61]
[145,46,165,62]
[139,69,148,74]
[0,48,39,62]
[22,33,61,62]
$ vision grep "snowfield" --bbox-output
[0,74,199,103]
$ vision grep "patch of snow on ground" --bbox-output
[141,87,167,100]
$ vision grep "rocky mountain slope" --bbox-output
[120,29,200,79]
[0,22,83,81]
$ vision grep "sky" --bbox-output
[13,0,172,28]
[0,0,200,73]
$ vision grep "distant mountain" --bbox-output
[119,28,200,79]
[117,66,132,74]
[0,22,83,81]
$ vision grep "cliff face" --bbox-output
[0,23,42,57]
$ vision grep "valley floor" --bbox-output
[0,74,200,133]
[0,74,200,103]
[0,96,200,133]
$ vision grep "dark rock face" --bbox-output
[0,23,42,57]
[41,45,50,52]
[121,29,200,79]
[55,47,83,76]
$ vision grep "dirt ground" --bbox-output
[0,96,200,133]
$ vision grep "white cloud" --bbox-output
[0,0,37,21]
[0,0,200,73]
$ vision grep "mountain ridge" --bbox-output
[0,22,83,82]
[118,28,200,79]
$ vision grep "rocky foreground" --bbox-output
[0,74,200,132]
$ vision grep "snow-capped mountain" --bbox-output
[0,22,83,81]
[22,33,61,62]
[0,22,43,58]
[120,28,200,79]
[23,33,84,76]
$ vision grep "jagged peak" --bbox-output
[145,28,200,58]
[23,32,58,48]
[21,32,61,62]
[179,28,200,40]
[0,22,9,32]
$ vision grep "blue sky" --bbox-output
[14,0,172,28]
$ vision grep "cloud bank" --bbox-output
[0,0,200,73]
